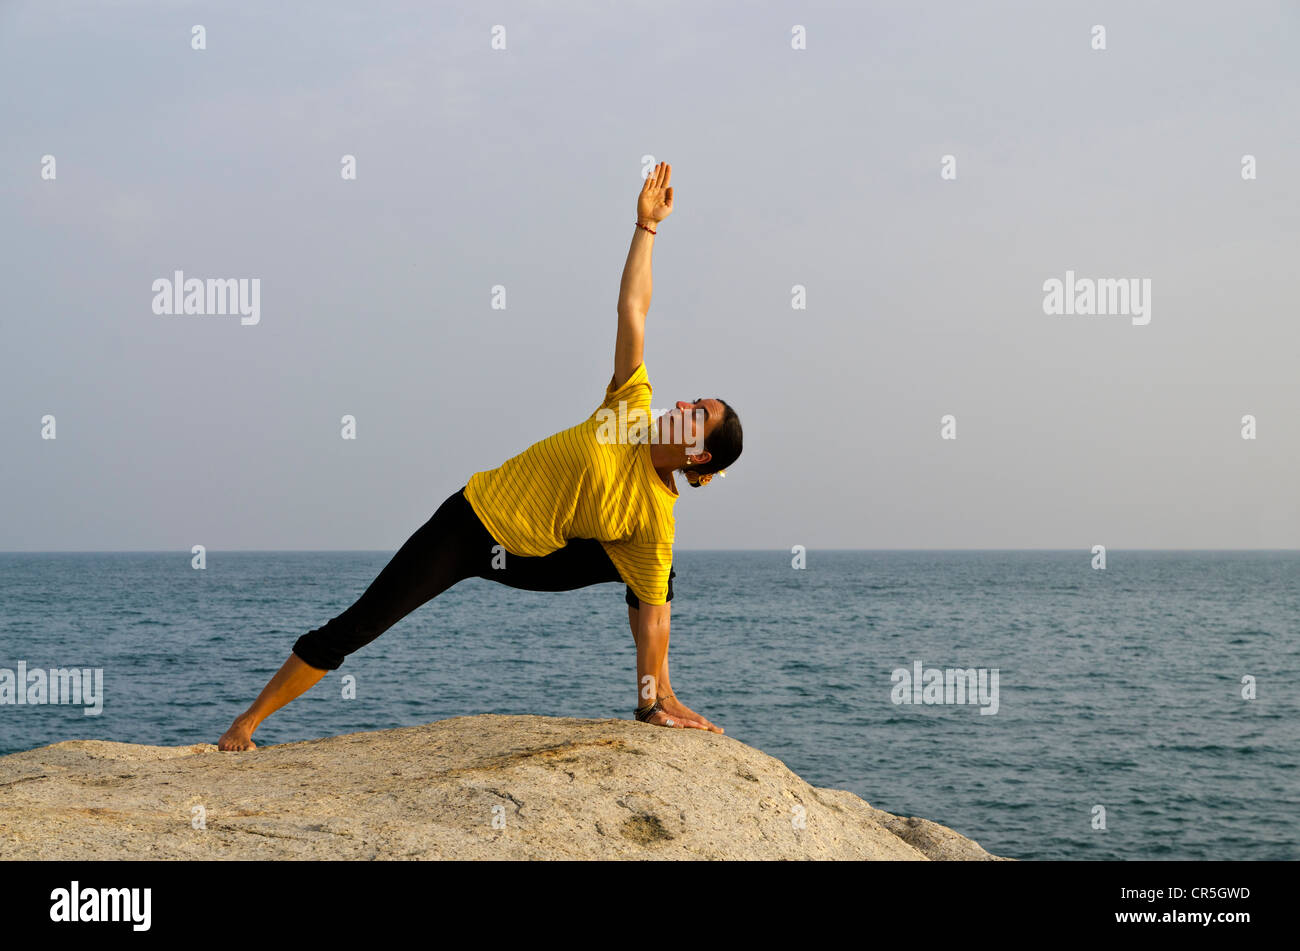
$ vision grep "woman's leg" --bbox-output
[217,487,486,750]
[216,652,327,750]
[290,488,486,671]
[478,536,625,592]
[476,524,677,603]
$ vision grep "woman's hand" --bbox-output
[637,162,674,224]
[640,697,723,733]
[644,707,699,730]
[660,695,723,734]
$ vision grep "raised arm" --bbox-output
[613,162,673,390]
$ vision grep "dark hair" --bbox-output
[687,399,742,487]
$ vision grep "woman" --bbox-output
[217,162,742,751]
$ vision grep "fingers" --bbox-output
[651,710,716,731]
[661,701,715,731]
[651,710,687,729]
[656,716,720,732]
[645,162,670,191]
[664,186,672,205]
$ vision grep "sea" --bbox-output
[1,549,1296,861]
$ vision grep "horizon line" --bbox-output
[1,548,1297,555]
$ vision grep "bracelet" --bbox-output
[634,699,663,722]
[634,220,657,235]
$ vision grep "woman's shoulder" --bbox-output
[602,361,651,406]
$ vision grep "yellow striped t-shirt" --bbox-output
[463,361,679,604]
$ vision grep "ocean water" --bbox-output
[1,549,1296,861]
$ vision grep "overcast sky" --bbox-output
[2,0,1296,551]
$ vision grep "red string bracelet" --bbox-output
[635,220,657,235]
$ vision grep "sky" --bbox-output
[2,0,1297,551]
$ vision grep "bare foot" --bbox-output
[217,714,258,751]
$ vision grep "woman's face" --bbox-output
[657,398,723,458]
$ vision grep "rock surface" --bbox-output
[0,714,1008,860]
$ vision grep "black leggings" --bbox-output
[291,486,674,671]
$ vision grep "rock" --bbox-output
[0,714,1008,860]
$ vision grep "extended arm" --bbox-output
[613,162,673,390]
[628,604,673,698]
[633,599,670,708]
[629,600,722,733]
